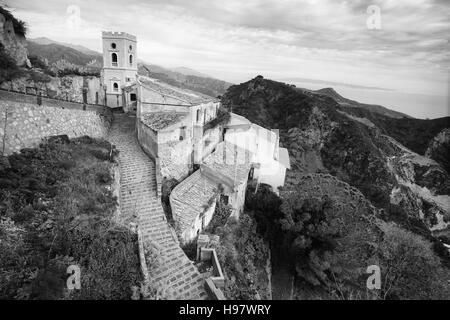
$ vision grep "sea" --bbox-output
[287,80,450,120]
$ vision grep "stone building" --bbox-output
[170,141,253,244]
[101,31,137,108]
[135,76,222,181]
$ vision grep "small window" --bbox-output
[129,54,133,65]
[113,82,119,92]
[196,109,201,123]
[130,93,137,101]
[111,42,116,49]
[111,53,118,67]
[129,45,132,51]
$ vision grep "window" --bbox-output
[196,109,201,123]
[179,126,186,141]
[126,77,131,82]
[129,45,132,51]
[111,53,118,67]
[113,82,119,92]
[111,42,116,49]
[129,54,133,66]
[130,93,137,101]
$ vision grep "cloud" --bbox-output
[5,0,450,97]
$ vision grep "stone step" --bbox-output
[108,116,209,300]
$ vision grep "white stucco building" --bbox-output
[224,113,290,193]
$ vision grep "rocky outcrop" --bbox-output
[0,12,30,67]
[426,128,450,174]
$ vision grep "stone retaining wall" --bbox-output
[0,91,112,155]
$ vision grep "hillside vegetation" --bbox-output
[0,137,142,299]
[246,179,450,299]
[222,76,450,299]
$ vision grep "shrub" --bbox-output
[29,55,48,69]
[0,7,27,37]
[0,137,142,300]
[215,214,271,299]
[0,43,24,83]
[205,198,232,234]
[377,223,450,300]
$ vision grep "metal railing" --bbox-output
[0,87,108,112]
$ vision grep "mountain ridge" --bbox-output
[221,76,450,246]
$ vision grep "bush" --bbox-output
[205,198,232,234]
[215,215,271,299]
[29,55,48,69]
[0,43,24,83]
[29,70,51,83]
[377,223,450,300]
[0,137,142,299]
[0,7,27,37]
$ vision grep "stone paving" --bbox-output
[108,113,208,300]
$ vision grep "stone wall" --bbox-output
[0,75,105,105]
[137,118,194,182]
[0,92,112,155]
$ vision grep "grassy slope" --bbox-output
[0,136,142,299]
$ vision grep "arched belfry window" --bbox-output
[111,53,118,67]
[129,54,133,66]
[113,82,119,92]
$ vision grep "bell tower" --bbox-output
[101,31,137,108]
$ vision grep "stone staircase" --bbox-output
[108,113,208,300]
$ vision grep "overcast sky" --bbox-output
[7,0,450,99]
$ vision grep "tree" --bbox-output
[378,223,450,300]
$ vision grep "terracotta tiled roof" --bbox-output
[170,141,253,235]
[170,170,218,233]
[140,112,188,131]
[202,141,252,187]
[139,76,218,105]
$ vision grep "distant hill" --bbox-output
[298,87,411,119]
[26,37,233,98]
[170,66,211,78]
[28,37,101,56]
[26,40,101,66]
[222,76,450,242]
[138,63,233,98]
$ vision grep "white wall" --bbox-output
[225,125,287,192]
[183,201,217,243]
